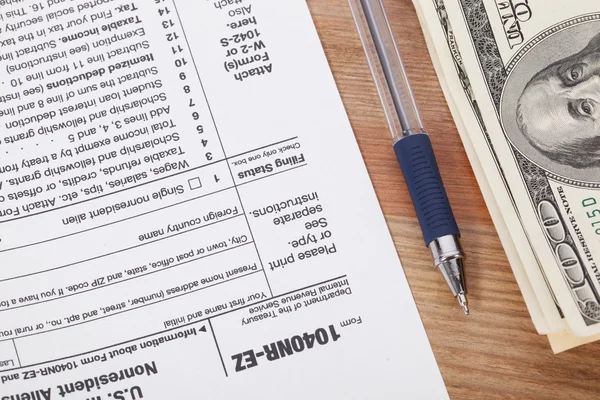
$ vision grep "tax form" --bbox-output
[0,0,449,398]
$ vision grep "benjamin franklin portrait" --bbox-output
[516,32,600,169]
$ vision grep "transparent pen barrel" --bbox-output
[357,0,425,141]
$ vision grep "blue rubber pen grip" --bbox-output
[393,134,460,246]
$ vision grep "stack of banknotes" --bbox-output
[411,0,600,352]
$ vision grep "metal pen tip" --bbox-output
[457,293,469,315]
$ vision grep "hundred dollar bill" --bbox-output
[411,0,562,334]
[413,0,600,337]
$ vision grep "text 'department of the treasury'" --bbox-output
[0,0,448,398]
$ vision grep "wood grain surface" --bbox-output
[305,0,600,399]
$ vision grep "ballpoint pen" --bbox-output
[349,0,469,314]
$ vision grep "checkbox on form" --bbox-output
[188,177,202,190]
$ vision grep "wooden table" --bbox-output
[306,1,600,399]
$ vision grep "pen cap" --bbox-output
[393,134,460,246]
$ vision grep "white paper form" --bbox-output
[0,0,448,398]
